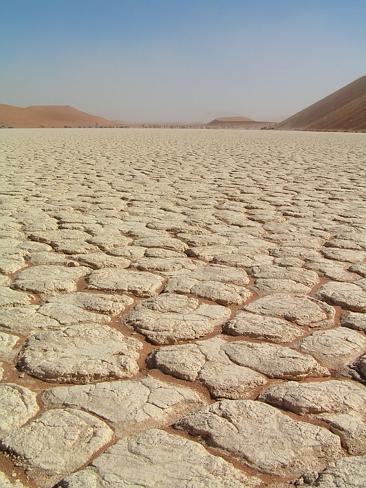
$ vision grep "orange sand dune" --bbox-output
[279,75,366,132]
[207,116,273,129]
[0,104,115,128]
[210,116,253,123]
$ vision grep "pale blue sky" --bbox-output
[1,0,365,122]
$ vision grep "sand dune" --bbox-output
[209,116,253,123]
[207,116,272,129]
[279,75,366,132]
[3,76,365,132]
[0,104,115,128]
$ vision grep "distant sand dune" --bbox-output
[2,75,365,132]
[207,116,273,129]
[0,104,115,128]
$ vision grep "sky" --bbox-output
[1,0,365,123]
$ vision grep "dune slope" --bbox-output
[0,104,114,128]
[279,75,366,132]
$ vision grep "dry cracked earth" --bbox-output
[0,128,366,488]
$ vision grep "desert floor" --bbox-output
[0,128,365,488]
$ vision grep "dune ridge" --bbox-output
[279,75,366,132]
[0,104,115,128]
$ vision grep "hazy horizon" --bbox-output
[1,0,365,123]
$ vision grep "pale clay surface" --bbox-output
[17,324,142,383]
[176,399,343,477]
[260,380,366,455]
[124,293,231,344]
[148,336,328,396]
[305,456,366,488]
[59,429,260,488]
[0,384,39,435]
[42,375,204,435]
[0,129,365,487]
[1,408,113,487]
